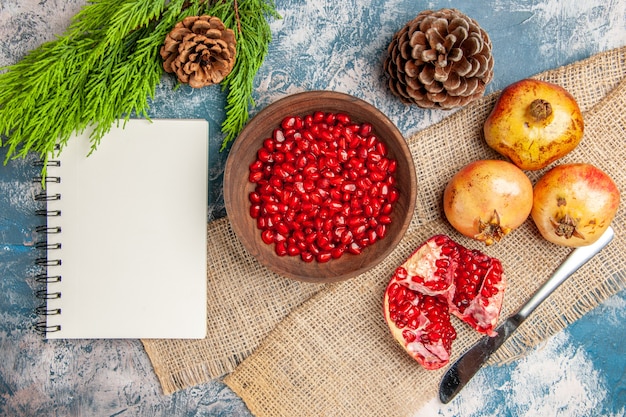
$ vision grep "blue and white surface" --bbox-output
[1,0,625,416]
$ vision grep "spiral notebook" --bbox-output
[35,119,209,339]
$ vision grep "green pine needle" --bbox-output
[0,0,280,176]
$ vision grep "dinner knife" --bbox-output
[438,226,615,404]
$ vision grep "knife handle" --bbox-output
[516,226,614,320]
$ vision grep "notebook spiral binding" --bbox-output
[33,158,63,336]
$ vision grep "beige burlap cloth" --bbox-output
[142,46,626,415]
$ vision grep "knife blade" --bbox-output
[438,226,615,404]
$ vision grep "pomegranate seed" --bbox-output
[336,113,351,125]
[287,244,300,256]
[261,229,275,245]
[349,136,361,149]
[275,241,288,256]
[250,204,261,218]
[281,116,296,130]
[331,246,345,259]
[249,192,261,203]
[258,148,273,163]
[313,111,325,123]
[316,252,332,263]
[347,242,362,255]
[359,123,373,137]
[250,160,264,172]
[263,138,275,151]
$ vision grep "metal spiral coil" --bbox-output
[33,159,62,336]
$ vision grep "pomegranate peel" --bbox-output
[383,235,506,370]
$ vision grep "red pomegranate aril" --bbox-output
[369,171,386,182]
[341,182,357,193]
[375,141,387,156]
[260,148,275,163]
[281,116,295,130]
[286,243,301,256]
[348,136,361,149]
[359,122,373,137]
[274,232,287,243]
[312,111,325,123]
[250,159,264,172]
[272,128,285,143]
[352,224,367,238]
[276,222,290,236]
[316,252,332,263]
[347,242,363,255]
[265,203,280,214]
[261,229,275,245]
[250,204,261,218]
[301,129,315,143]
[378,215,392,225]
[275,241,288,256]
[249,191,262,204]
[367,229,378,244]
[362,134,374,149]
[268,176,282,189]
[389,189,399,203]
[331,246,345,259]
[263,137,275,151]
[328,200,343,212]
[340,230,354,245]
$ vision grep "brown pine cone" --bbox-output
[160,15,236,88]
[384,9,494,109]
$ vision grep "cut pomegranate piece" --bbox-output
[383,281,457,370]
[393,234,459,296]
[450,248,506,337]
[383,234,506,369]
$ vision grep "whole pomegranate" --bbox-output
[383,235,506,370]
[483,79,584,170]
[443,160,533,245]
[531,163,620,247]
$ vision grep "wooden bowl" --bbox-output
[224,91,417,283]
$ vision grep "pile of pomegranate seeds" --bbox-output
[248,111,399,263]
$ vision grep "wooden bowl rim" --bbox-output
[224,90,417,282]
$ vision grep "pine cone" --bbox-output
[160,15,236,88]
[384,9,494,109]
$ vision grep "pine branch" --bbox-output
[0,0,280,176]
[199,0,280,150]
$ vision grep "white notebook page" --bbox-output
[43,119,208,339]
